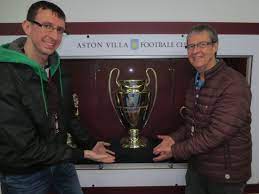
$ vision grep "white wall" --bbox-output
[1,0,259,23]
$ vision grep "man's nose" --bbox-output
[48,30,60,40]
[192,45,201,53]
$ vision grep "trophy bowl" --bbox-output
[108,68,157,148]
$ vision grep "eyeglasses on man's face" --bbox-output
[185,41,216,51]
[28,20,67,35]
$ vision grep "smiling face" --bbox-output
[22,8,65,63]
[187,31,218,73]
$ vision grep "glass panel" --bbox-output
[62,57,249,163]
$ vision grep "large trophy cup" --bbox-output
[108,68,157,149]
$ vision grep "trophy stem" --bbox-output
[120,128,147,149]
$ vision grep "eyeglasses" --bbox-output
[185,41,216,51]
[28,20,67,35]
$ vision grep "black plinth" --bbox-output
[75,137,171,164]
[110,138,159,163]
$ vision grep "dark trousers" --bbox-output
[1,163,83,194]
[185,166,246,194]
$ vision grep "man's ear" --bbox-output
[213,42,219,53]
[22,20,31,35]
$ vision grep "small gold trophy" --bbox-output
[108,68,157,149]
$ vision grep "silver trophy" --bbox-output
[108,68,157,148]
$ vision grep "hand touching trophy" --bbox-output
[108,68,157,149]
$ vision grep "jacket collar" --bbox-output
[204,59,226,80]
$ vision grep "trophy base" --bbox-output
[120,136,148,149]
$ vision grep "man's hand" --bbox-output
[84,141,115,163]
[153,135,175,162]
[92,141,115,155]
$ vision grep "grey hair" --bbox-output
[187,24,218,44]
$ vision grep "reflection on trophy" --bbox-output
[67,93,80,148]
[72,93,80,117]
[108,68,157,149]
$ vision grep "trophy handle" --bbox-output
[108,68,120,111]
[179,106,187,119]
[144,68,158,127]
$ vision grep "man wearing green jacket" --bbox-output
[0,1,115,194]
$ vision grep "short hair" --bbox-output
[187,24,218,44]
[26,1,66,21]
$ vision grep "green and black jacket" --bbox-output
[0,37,92,174]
